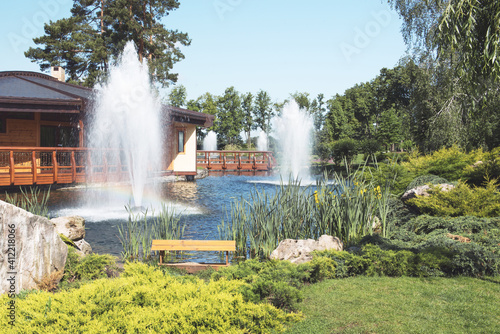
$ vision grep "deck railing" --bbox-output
[0,147,130,187]
[196,151,277,171]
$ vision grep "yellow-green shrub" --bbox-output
[403,146,482,181]
[407,179,500,217]
[1,262,300,333]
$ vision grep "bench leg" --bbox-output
[159,251,165,265]
[225,251,229,266]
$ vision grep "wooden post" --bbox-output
[71,151,76,183]
[9,151,14,185]
[225,251,229,266]
[32,151,37,184]
[52,151,58,183]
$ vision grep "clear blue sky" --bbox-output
[0,0,407,102]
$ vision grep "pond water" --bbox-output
[46,175,284,259]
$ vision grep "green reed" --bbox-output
[5,186,51,218]
[118,204,185,262]
[219,164,393,258]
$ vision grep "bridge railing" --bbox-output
[196,150,277,171]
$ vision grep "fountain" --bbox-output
[274,100,313,182]
[257,130,268,151]
[89,41,162,208]
[203,131,217,151]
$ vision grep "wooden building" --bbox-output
[0,70,213,186]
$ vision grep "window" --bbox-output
[178,130,185,153]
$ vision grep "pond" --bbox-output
[46,175,283,259]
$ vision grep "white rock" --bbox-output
[270,235,343,264]
[74,239,92,256]
[51,216,85,241]
[0,200,67,294]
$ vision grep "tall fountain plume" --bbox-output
[275,100,313,182]
[203,131,217,151]
[257,130,268,151]
[89,41,163,207]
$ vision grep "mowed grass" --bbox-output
[286,276,500,334]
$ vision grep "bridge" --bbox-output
[196,151,277,172]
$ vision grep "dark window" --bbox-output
[178,130,185,153]
[0,117,5,133]
[41,126,78,147]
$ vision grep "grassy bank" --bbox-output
[286,276,500,334]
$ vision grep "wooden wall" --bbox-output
[0,118,38,146]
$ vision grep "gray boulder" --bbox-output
[270,235,343,264]
[74,239,92,256]
[0,201,67,294]
[401,183,455,202]
[51,216,85,241]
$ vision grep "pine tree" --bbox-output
[25,0,190,87]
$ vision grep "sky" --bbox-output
[0,0,408,103]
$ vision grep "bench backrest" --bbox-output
[151,240,236,252]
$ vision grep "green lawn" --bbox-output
[286,276,500,334]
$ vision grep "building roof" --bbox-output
[0,71,91,113]
[0,71,213,127]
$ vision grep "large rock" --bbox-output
[51,216,85,241]
[0,201,67,294]
[401,183,455,202]
[270,235,343,264]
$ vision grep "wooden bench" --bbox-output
[151,240,236,273]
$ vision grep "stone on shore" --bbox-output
[0,201,67,294]
[270,235,343,264]
[51,216,85,241]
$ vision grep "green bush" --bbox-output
[359,139,381,158]
[61,248,118,287]
[332,138,358,165]
[403,146,481,181]
[407,179,500,217]
[212,258,337,311]
[405,174,450,191]
[1,262,300,333]
[462,147,500,186]
[314,244,448,278]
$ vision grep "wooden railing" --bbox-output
[0,147,130,187]
[197,151,277,171]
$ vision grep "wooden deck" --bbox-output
[0,146,130,187]
[197,150,277,171]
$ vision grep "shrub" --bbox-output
[332,138,358,165]
[4,186,51,218]
[405,174,450,191]
[359,139,381,157]
[462,147,500,186]
[0,262,301,333]
[403,146,481,181]
[407,179,500,217]
[61,247,118,286]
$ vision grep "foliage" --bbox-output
[462,147,500,186]
[407,179,500,217]
[167,84,187,107]
[212,258,336,311]
[364,158,415,196]
[25,0,190,87]
[331,138,358,166]
[405,174,450,191]
[62,247,117,286]
[0,262,301,333]
[403,146,481,181]
[241,92,254,148]
[358,138,381,158]
[315,244,448,278]
[253,90,274,134]
[215,86,243,148]
[33,270,64,292]
[118,204,185,261]
[4,187,51,218]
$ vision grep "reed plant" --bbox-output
[118,204,185,262]
[4,186,51,218]
[219,165,393,258]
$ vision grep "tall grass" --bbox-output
[118,204,186,262]
[4,186,51,218]
[219,166,392,258]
